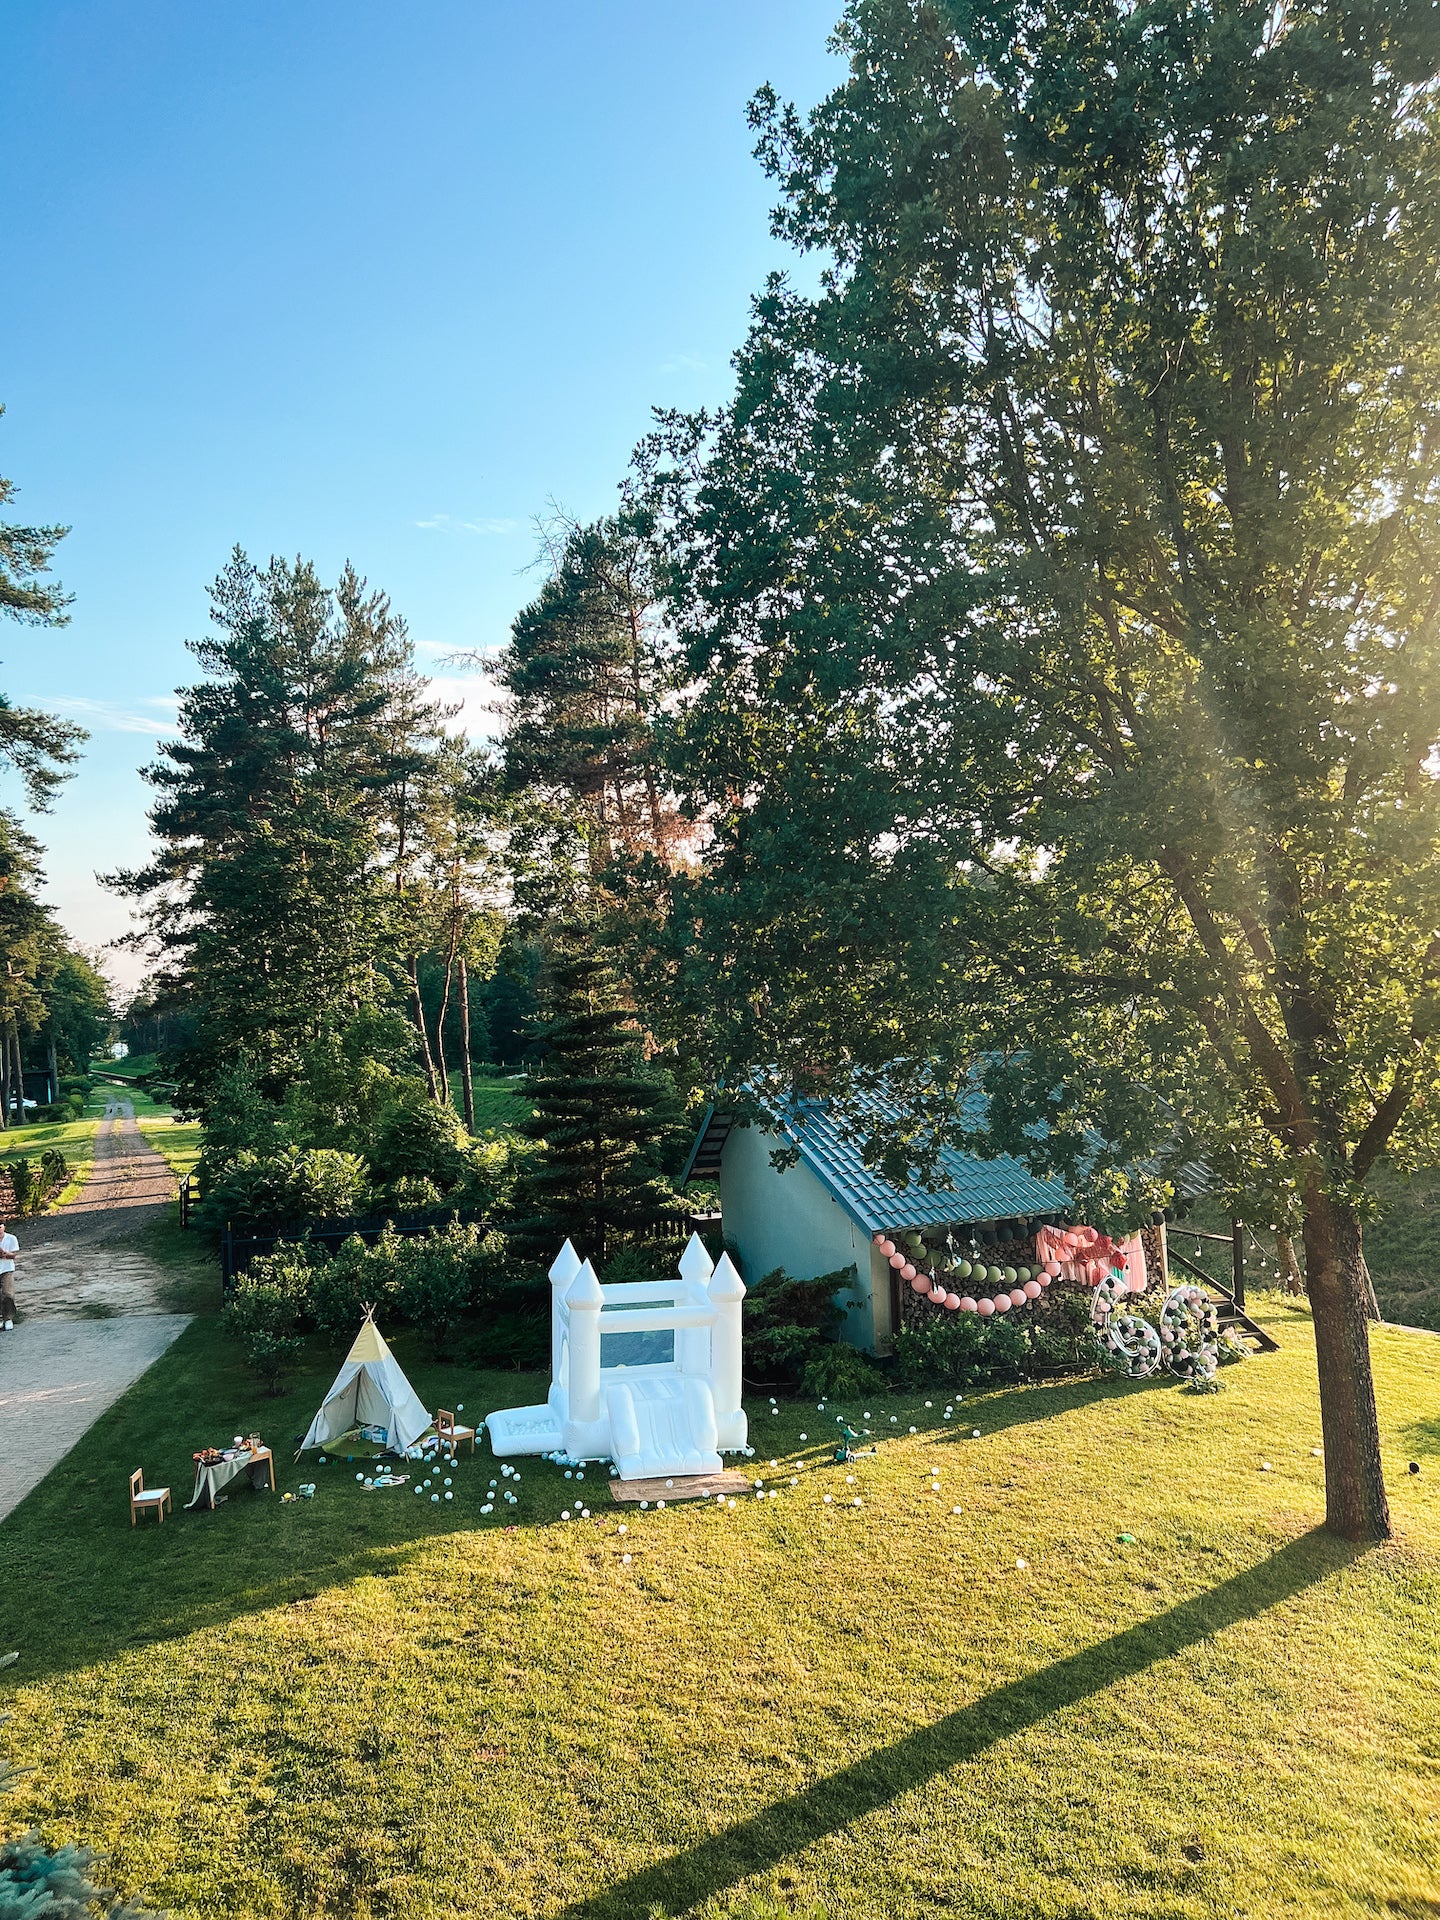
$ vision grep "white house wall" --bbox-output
[718,1123,885,1353]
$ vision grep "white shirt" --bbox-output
[0,1232,18,1275]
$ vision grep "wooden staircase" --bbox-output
[1168,1245,1280,1353]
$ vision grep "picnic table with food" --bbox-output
[187,1436,276,1511]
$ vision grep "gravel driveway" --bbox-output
[0,1101,194,1522]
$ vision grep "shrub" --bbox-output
[393,1222,496,1358]
[801,1342,887,1398]
[743,1265,855,1388]
[6,1150,69,1214]
[200,1145,371,1234]
[893,1310,1038,1390]
[368,1094,472,1193]
[306,1230,400,1336]
[223,1279,304,1392]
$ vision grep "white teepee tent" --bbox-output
[300,1311,432,1454]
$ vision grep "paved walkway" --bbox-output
[0,1101,193,1522]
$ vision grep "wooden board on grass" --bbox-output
[609,1468,752,1505]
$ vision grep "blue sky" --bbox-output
[0,1,843,986]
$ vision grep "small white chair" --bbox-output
[129,1468,171,1526]
[436,1410,476,1459]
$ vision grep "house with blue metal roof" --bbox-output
[680,1091,1073,1355]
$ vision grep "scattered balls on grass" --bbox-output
[622,1553,632,1565]
[799,1433,808,1441]
[972,1429,981,1439]
[618,1523,627,1534]
[431,1493,440,1503]
[952,1506,963,1516]
[823,1494,833,1505]
[561,1510,571,1521]
[1015,1556,1028,1570]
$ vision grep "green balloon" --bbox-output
[988,1265,1005,1285]
[1017,1267,1032,1284]
[957,1260,972,1279]
[1003,1267,1017,1285]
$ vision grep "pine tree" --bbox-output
[514,939,683,1262]
[107,549,444,1112]
[0,405,84,808]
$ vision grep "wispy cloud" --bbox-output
[427,670,506,742]
[43,696,182,737]
[660,351,709,376]
[414,513,521,536]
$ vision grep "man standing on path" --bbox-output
[0,1220,17,1329]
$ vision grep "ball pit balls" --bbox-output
[800,1432,807,1440]
[431,1493,440,1503]
[953,1505,963,1515]
[445,1491,453,1501]
[356,1473,364,1482]
[622,1552,632,1565]
[444,1478,452,1487]
[618,1523,628,1534]
[972,1428,982,1438]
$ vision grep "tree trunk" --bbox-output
[458,955,475,1133]
[1275,1231,1305,1296]
[1301,1182,1391,1542]
[0,1022,10,1131]
[434,923,459,1109]
[407,955,440,1101]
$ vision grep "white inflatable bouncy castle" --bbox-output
[485,1234,748,1480]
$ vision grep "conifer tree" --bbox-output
[0,405,84,808]
[514,938,682,1261]
[109,549,443,1112]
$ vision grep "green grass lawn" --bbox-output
[458,1072,534,1134]
[91,1052,159,1081]
[1,1298,1437,1918]
[0,1110,102,1210]
[135,1111,204,1180]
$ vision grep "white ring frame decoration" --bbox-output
[1091,1269,1221,1382]
[1091,1271,1163,1377]
[1158,1282,1221,1381]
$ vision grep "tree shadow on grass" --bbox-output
[554,1528,1358,1920]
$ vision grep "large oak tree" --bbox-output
[650,0,1440,1539]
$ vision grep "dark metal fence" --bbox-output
[219,1207,490,1292]
[218,1207,724,1292]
